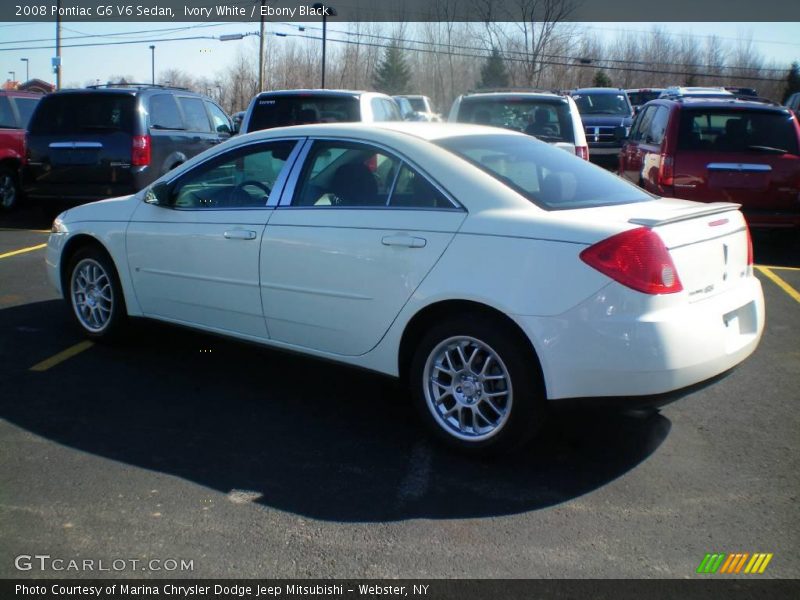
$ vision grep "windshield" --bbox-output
[435,134,653,210]
[13,97,40,128]
[247,95,360,132]
[573,92,632,116]
[28,93,135,134]
[456,97,575,144]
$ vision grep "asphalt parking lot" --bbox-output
[0,207,797,579]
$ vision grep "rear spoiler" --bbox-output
[629,202,741,228]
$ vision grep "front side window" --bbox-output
[370,98,388,122]
[435,134,653,210]
[629,106,654,142]
[171,141,297,209]
[206,101,232,135]
[178,97,211,132]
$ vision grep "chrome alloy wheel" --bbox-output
[422,336,513,441]
[71,258,114,333]
[0,172,16,209]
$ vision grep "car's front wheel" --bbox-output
[67,247,127,340]
[410,314,546,454]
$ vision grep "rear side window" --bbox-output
[28,93,135,134]
[247,95,359,132]
[178,97,211,132]
[678,109,799,155]
[12,97,39,128]
[149,94,183,130]
[435,134,652,210]
[0,96,14,128]
[456,97,575,144]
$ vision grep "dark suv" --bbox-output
[619,96,800,228]
[0,90,41,210]
[24,84,232,206]
[570,87,634,168]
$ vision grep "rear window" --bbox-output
[247,95,360,132]
[13,97,40,128]
[435,134,652,210]
[407,97,426,112]
[678,109,799,155]
[627,91,661,106]
[28,93,135,135]
[456,97,575,144]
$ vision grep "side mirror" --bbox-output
[144,181,171,207]
[614,125,629,142]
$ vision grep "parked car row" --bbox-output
[4,82,799,230]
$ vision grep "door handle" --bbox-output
[224,230,257,240]
[382,235,426,248]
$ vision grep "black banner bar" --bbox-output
[3,579,800,600]
[3,0,800,23]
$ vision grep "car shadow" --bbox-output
[752,229,800,268]
[0,206,55,230]
[1,300,671,522]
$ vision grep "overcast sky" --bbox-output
[1,21,798,86]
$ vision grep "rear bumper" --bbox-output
[516,276,765,400]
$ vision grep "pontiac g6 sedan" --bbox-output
[46,122,765,454]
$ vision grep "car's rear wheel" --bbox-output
[0,166,20,210]
[410,314,546,454]
[67,247,127,340]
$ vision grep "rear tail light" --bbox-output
[657,153,674,187]
[580,227,683,295]
[746,224,754,270]
[575,145,589,161]
[131,135,151,167]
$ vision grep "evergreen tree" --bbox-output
[783,62,800,103]
[373,42,411,95]
[479,47,510,89]
[593,70,612,87]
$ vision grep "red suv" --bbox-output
[0,90,41,210]
[619,97,800,228]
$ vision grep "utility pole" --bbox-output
[258,0,266,91]
[149,45,155,84]
[55,0,62,89]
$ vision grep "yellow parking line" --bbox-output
[29,341,94,372]
[756,264,800,272]
[756,266,800,305]
[0,243,47,260]
[0,228,51,233]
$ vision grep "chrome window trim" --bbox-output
[707,163,772,172]
[277,137,465,212]
[161,137,306,211]
[48,142,103,149]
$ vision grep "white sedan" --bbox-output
[46,122,765,454]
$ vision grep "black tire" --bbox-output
[0,165,20,211]
[409,313,546,455]
[66,246,128,341]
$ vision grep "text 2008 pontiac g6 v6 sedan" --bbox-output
[46,122,764,454]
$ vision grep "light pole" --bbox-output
[312,3,336,89]
[8,71,15,82]
[149,45,155,85]
[20,58,29,82]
